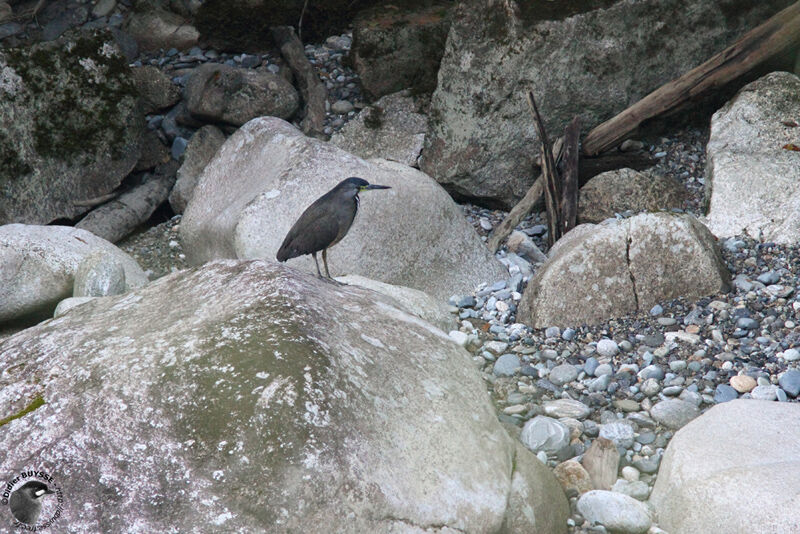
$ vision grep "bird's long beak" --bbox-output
[364,184,391,190]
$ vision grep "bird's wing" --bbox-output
[277,208,340,261]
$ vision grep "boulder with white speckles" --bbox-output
[0,260,568,533]
[180,117,506,301]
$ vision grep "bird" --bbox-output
[277,177,391,279]
[9,481,54,525]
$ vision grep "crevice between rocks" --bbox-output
[625,224,640,311]
[380,515,466,533]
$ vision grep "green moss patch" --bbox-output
[0,395,45,428]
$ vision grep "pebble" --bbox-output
[584,357,599,376]
[543,399,591,419]
[448,330,469,347]
[549,364,578,386]
[493,354,521,376]
[577,491,652,534]
[596,339,619,357]
[781,348,800,361]
[595,364,613,376]
[484,340,508,354]
[649,399,700,430]
[621,466,640,482]
[730,374,757,393]
[611,479,650,501]
[599,421,635,449]
[520,416,570,456]
[750,384,779,401]
[778,370,800,397]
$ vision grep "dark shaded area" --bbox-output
[516,0,618,25]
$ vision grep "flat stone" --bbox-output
[612,479,650,501]
[649,399,700,430]
[614,399,641,413]
[543,399,591,419]
[750,384,779,401]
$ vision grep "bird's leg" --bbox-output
[322,248,332,278]
[312,252,323,277]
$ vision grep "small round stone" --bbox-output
[730,374,756,393]
[596,339,619,357]
[549,364,578,386]
[493,353,521,376]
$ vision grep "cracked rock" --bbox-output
[517,213,731,328]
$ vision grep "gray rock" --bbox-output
[53,296,98,317]
[599,421,635,449]
[518,213,730,327]
[73,251,126,297]
[421,0,784,208]
[506,230,548,264]
[520,416,570,456]
[649,399,700,430]
[330,91,427,168]
[543,399,591,419]
[611,479,650,501]
[0,260,569,533]
[169,125,226,214]
[130,65,180,114]
[578,168,687,224]
[577,490,652,534]
[330,99,354,114]
[596,338,619,357]
[0,30,142,225]
[549,363,578,386]
[184,63,299,126]
[180,117,507,301]
[651,400,800,533]
[714,384,739,403]
[778,370,800,398]
[351,3,450,99]
[589,374,612,392]
[0,224,147,322]
[705,72,800,243]
[750,384,779,401]
[781,348,800,361]
[124,8,199,51]
[493,353,521,377]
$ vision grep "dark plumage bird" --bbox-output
[277,177,391,278]
[9,481,54,525]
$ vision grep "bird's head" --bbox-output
[339,177,391,193]
[17,481,54,500]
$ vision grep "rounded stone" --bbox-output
[493,353,521,376]
[543,399,591,419]
[750,384,778,401]
[596,338,619,357]
[649,399,700,429]
[778,370,800,397]
[520,416,570,456]
[73,251,127,297]
[577,490,652,534]
[730,374,757,393]
[599,421,635,449]
[549,363,579,386]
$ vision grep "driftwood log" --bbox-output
[558,116,581,237]
[272,26,327,138]
[75,173,175,243]
[582,1,800,155]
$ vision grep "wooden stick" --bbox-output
[527,90,561,247]
[559,116,581,236]
[582,1,800,155]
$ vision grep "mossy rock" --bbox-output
[0,29,143,224]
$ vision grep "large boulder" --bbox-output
[351,2,450,100]
[704,71,800,243]
[0,29,142,224]
[421,0,790,208]
[650,400,800,533]
[578,168,688,224]
[330,91,427,168]
[0,260,569,533]
[184,63,299,126]
[0,224,147,323]
[180,117,507,301]
[518,213,730,328]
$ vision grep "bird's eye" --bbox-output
[34,489,45,497]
